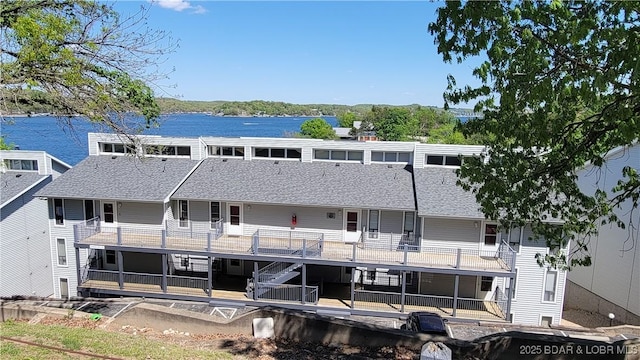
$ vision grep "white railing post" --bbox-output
[117,227,122,246]
[403,244,408,265]
[207,232,212,252]
[455,248,462,268]
[161,229,166,248]
[352,242,357,261]
[302,238,307,258]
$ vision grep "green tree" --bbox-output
[365,106,417,141]
[0,136,14,150]
[337,112,357,128]
[1,0,175,136]
[429,1,640,268]
[426,121,467,145]
[299,117,337,139]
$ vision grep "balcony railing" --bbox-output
[73,223,516,273]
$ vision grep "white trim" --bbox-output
[53,198,65,227]
[59,277,70,299]
[178,199,190,228]
[539,314,554,327]
[209,201,221,229]
[506,267,519,301]
[541,268,558,303]
[0,175,49,209]
[56,238,68,267]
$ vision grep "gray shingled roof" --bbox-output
[414,167,484,218]
[1,172,48,207]
[173,158,415,210]
[35,156,199,202]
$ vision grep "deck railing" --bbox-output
[251,229,324,257]
[74,223,515,272]
[255,283,319,304]
[82,269,208,295]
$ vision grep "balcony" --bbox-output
[74,219,516,273]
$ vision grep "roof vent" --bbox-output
[111,155,117,159]
[387,164,393,169]
[161,158,167,162]
[335,163,340,167]
[15,174,22,178]
[274,160,279,165]
[222,158,228,162]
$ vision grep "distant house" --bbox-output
[333,121,378,141]
[35,133,567,325]
[0,151,71,297]
[566,144,640,325]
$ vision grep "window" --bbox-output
[145,145,190,157]
[368,210,379,237]
[100,142,134,154]
[254,147,301,159]
[425,154,462,166]
[178,200,189,227]
[56,238,67,266]
[54,199,64,225]
[229,205,240,225]
[5,159,39,171]
[508,227,522,252]
[484,224,498,245]
[541,316,553,327]
[371,151,412,163]
[59,278,69,298]
[481,276,493,291]
[210,146,245,157]
[210,201,220,228]
[367,271,376,282]
[346,211,358,232]
[506,269,518,299]
[543,270,558,302]
[314,149,363,162]
[105,250,116,265]
[103,202,115,224]
[84,200,94,220]
[403,212,415,236]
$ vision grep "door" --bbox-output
[227,203,242,236]
[60,278,69,299]
[101,201,117,227]
[344,209,361,242]
[227,259,243,276]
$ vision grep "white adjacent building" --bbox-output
[566,144,640,325]
[0,151,71,297]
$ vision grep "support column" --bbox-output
[75,247,82,286]
[400,271,407,313]
[452,275,459,317]
[117,250,124,290]
[505,276,514,322]
[161,254,167,293]
[350,268,356,309]
[207,256,213,297]
[253,261,259,300]
[301,264,307,305]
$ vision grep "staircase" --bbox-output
[246,261,302,299]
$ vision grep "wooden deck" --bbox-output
[79,231,512,274]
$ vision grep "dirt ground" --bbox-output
[36,316,420,360]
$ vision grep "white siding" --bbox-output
[243,203,344,241]
[48,199,88,298]
[421,218,481,250]
[508,226,566,325]
[0,180,54,297]
[570,145,640,317]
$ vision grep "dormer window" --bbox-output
[371,151,411,163]
[100,142,134,154]
[4,159,38,171]
[425,154,462,166]
[314,149,363,162]
[145,145,191,157]
[253,147,301,159]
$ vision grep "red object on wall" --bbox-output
[291,214,297,227]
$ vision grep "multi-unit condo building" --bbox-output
[34,133,568,326]
[0,150,71,297]
[566,143,640,325]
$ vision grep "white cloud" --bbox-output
[152,0,207,14]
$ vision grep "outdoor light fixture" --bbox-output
[608,313,615,327]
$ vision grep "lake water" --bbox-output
[2,114,338,165]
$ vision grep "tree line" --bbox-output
[298,105,483,145]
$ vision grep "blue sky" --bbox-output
[113,1,480,107]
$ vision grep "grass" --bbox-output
[0,320,234,360]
